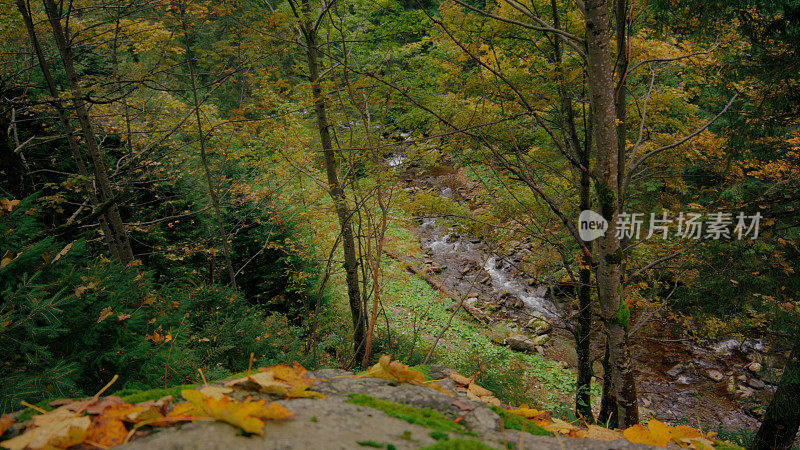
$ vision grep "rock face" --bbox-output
[120,369,659,450]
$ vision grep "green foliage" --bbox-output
[0,197,314,413]
[616,301,631,329]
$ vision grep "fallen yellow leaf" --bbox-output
[178,389,292,434]
[506,404,549,420]
[199,385,233,400]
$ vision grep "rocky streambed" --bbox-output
[391,153,780,437]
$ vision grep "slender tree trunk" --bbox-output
[16,0,120,258]
[750,340,800,450]
[575,178,595,422]
[178,7,237,289]
[584,0,638,427]
[297,0,366,366]
[552,0,596,420]
[41,0,133,265]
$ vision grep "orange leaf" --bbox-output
[85,416,127,448]
[0,415,14,436]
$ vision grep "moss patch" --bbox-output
[490,406,551,436]
[347,393,468,435]
[114,384,195,404]
[420,438,496,449]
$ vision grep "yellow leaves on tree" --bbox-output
[362,355,452,397]
[225,361,325,398]
[172,389,292,435]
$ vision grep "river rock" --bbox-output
[736,385,755,398]
[532,334,550,346]
[502,295,524,309]
[746,378,766,389]
[665,363,683,378]
[704,369,725,382]
[525,318,552,335]
[505,335,536,353]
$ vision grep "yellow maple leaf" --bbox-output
[178,389,292,434]
[365,355,426,384]
[624,424,657,445]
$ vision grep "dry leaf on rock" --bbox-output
[227,362,324,399]
[102,403,162,423]
[85,415,127,448]
[1,407,90,450]
[464,382,499,406]
[448,372,475,386]
[577,424,624,441]
[84,396,124,415]
[364,355,426,384]
[623,420,718,449]
[0,415,14,437]
[506,404,549,420]
[544,418,581,437]
[177,389,292,434]
[199,385,233,400]
[134,395,173,416]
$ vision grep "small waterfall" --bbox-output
[484,256,556,318]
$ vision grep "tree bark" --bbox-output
[41,0,134,265]
[750,339,800,450]
[584,0,638,427]
[296,0,366,366]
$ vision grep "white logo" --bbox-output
[578,210,607,242]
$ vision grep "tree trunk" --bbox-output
[178,6,237,289]
[584,0,638,427]
[17,0,120,258]
[549,0,595,420]
[750,340,800,450]
[298,0,366,366]
[41,0,134,265]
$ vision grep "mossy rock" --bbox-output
[347,393,469,435]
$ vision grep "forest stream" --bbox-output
[390,150,776,436]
